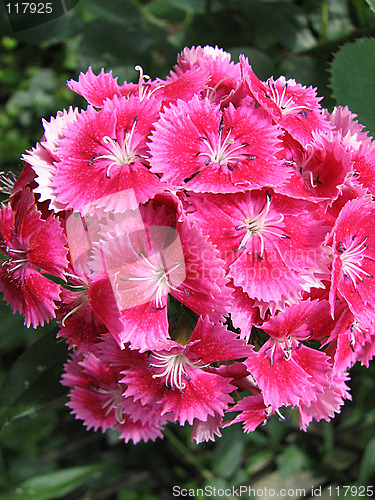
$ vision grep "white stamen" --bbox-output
[149,352,205,390]
[122,254,185,309]
[339,236,373,290]
[235,194,285,256]
[266,78,312,116]
[95,117,138,178]
[199,127,253,169]
[135,64,164,100]
[97,386,125,424]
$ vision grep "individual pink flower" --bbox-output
[53,94,165,214]
[241,56,331,146]
[88,201,232,351]
[277,130,353,206]
[22,107,79,212]
[326,196,375,321]
[245,300,332,410]
[67,67,136,107]
[177,45,245,106]
[120,316,254,425]
[61,350,165,444]
[149,95,287,193]
[0,188,68,327]
[189,189,329,310]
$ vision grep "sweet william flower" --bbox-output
[245,300,332,410]
[0,188,68,327]
[61,350,166,444]
[119,316,254,426]
[88,200,232,351]
[241,56,332,147]
[53,94,165,214]
[189,189,329,312]
[326,196,375,321]
[148,95,288,193]
[3,45,375,443]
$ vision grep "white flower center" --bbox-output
[1,247,28,273]
[338,235,373,290]
[61,273,90,327]
[149,352,200,390]
[266,78,312,117]
[266,336,294,366]
[235,192,286,257]
[90,116,139,179]
[0,171,17,199]
[121,251,185,309]
[198,125,256,171]
[96,385,125,424]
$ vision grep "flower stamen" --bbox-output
[339,235,373,290]
[198,126,255,170]
[266,78,312,116]
[235,191,285,256]
[149,352,204,390]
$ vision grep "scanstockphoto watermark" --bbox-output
[3,0,79,32]
[172,485,310,497]
[172,485,375,498]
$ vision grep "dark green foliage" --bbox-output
[1,1,375,498]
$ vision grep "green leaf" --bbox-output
[365,0,375,14]
[357,436,375,484]
[330,38,375,136]
[168,0,205,14]
[144,0,186,23]
[212,425,244,479]
[0,329,68,426]
[276,444,308,477]
[230,47,274,81]
[80,0,141,26]
[0,465,102,500]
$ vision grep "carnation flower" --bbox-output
[0,188,68,327]
[2,45,375,445]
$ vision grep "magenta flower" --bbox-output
[189,189,329,311]
[149,95,287,193]
[120,316,254,425]
[177,45,245,106]
[88,200,232,351]
[245,300,332,410]
[0,188,68,327]
[326,196,375,321]
[53,95,165,214]
[61,350,165,444]
[242,57,331,146]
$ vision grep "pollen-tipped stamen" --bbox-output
[235,193,285,256]
[339,235,373,290]
[149,352,204,390]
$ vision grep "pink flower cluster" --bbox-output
[1,46,375,444]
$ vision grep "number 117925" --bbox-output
[6,3,53,14]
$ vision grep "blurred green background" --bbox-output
[1,1,375,498]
